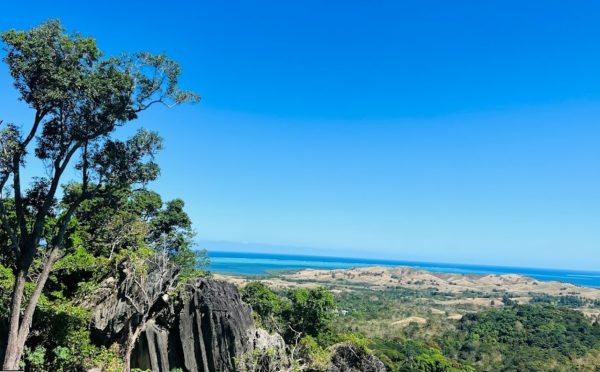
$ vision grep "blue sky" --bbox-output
[1,1,600,269]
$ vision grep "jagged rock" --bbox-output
[175,278,257,371]
[328,343,386,372]
[247,329,286,353]
[238,329,288,371]
[87,262,178,343]
[88,275,287,371]
[131,319,171,371]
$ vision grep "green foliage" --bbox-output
[0,263,14,289]
[241,283,337,346]
[297,335,331,370]
[235,346,285,372]
[15,183,209,371]
[335,286,443,322]
[413,348,471,372]
[23,346,46,372]
[369,338,470,372]
[501,293,514,306]
[172,248,211,294]
[92,345,125,372]
[2,19,101,111]
[448,305,600,371]
[7,294,127,371]
[241,282,283,331]
[329,284,600,371]
[29,301,95,370]
[530,293,588,308]
[54,246,102,273]
[149,198,192,253]
[338,333,371,352]
[283,287,336,343]
[0,264,14,320]
[0,19,199,371]
[28,183,207,370]
[458,305,600,353]
[2,19,197,126]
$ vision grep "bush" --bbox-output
[297,335,331,370]
[241,282,283,331]
[283,287,336,343]
[369,338,471,372]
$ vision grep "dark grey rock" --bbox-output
[131,319,170,371]
[89,276,287,372]
[175,278,255,372]
[328,343,386,372]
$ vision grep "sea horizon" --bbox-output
[207,250,600,288]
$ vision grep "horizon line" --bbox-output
[197,239,600,274]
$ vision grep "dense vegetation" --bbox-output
[242,281,600,371]
[241,282,337,344]
[332,286,600,371]
[369,338,471,372]
[0,20,206,371]
[447,305,600,371]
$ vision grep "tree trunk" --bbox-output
[2,250,59,370]
[17,251,60,362]
[3,268,26,370]
[124,321,144,372]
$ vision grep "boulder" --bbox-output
[328,343,386,372]
[89,275,287,371]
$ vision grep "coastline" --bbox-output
[207,250,600,288]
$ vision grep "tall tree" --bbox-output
[0,20,198,370]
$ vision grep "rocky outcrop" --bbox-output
[328,343,386,372]
[236,329,288,372]
[88,276,287,371]
[175,278,256,371]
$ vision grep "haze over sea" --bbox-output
[208,251,600,288]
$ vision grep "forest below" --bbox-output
[240,280,600,371]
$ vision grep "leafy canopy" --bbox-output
[0,19,201,371]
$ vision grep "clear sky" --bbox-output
[1,1,599,270]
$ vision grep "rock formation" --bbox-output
[86,267,386,372]
[328,343,386,372]
[88,275,286,371]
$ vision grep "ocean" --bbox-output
[208,251,600,288]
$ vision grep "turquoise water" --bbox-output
[208,251,600,288]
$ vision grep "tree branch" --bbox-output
[11,110,48,244]
[12,156,28,242]
[134,98,172,113]
[22,110,46,149]
[52,179,102,251]
[31,142,82,245]
[124,293,143,315]
[52,197,83,250]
